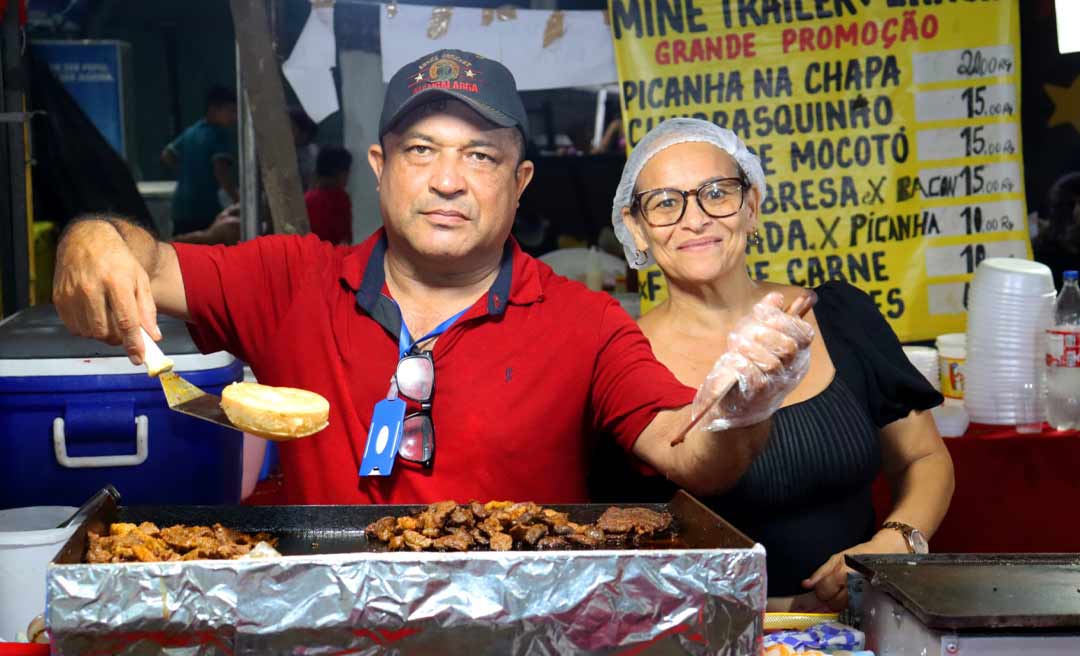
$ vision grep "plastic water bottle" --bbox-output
[1047,270,1080,431]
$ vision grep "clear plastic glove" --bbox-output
[691,291,815,432]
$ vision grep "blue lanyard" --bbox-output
[397,306,469,359]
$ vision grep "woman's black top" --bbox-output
[706,281,943,595]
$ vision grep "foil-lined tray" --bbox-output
[47,491,766,655]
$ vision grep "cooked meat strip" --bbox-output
[507,502,541,521]
[448,506,475,527]
[469,528,489,546]
[160,524,214,551]
[536,536,570,550]
[366,517,398,543]
[489,532,513,551]
[402,530,433,551]
[509,523,548,546]
[489,509,514,526]
[540,509,570,528]
[566,532,602,549]
[479,516,505,537]
[424,501,458,529]
[434,529,475,552]
[87,522,275,563]
[580,525,605,542]
[360,502,679,553]
[596,508,673,536]
[108,522,137,537]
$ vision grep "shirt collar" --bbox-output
[340,229,543,320]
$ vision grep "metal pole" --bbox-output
[0,7,10,315]
[1,2,30,314]
[237,40,261,241]
[230,0,308,236]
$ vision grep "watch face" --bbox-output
[910,529,929,554]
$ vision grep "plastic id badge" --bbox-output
[359,398,405,477]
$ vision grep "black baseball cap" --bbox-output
[379,49,529,141]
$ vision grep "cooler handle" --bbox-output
[53,415,149,468]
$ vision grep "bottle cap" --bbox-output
[1065,270,1078,281]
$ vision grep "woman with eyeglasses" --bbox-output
[610,119,954,611]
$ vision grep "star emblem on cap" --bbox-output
[414,73,424,82]
[465,69,475,78]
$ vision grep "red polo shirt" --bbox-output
[174,230,694,504]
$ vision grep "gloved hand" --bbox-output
[691,291,816,432]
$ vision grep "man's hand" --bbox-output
[53,220,161,365]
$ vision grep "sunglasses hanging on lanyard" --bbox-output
[359,305,468,477]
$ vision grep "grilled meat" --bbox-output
[433,529,475,552]
[536,536,570,550]
[596,507,673,536]
[489,532,514,551]
[402,529,433,551]
[362,502,676,553]
[87,522,277,563]
[366,516,397,543]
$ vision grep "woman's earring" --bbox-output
[749,228,763,246]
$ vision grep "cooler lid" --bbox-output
[0,304,234,375]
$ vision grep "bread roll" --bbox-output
[220,382,329,441]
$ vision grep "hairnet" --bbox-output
[611,118,767,269]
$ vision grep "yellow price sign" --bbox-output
[613,1,1027,340]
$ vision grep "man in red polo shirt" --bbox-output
[52,50,813,505]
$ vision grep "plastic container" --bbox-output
[931,405,970,437]
[936,333,966,407]
[0,506,77,641]
[0,305,243,509]
[902,346,939,392]
[1047,270,1080,431]
[972,258,1055,295]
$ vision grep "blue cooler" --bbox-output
[0,305,243,509]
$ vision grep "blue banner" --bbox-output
[34,41,125,156]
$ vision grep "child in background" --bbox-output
[304,146,354,245]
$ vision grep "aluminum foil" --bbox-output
[48,546,765,655]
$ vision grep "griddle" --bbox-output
[55,489,754,564]
[847,553,1080,631]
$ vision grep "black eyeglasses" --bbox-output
[393,350,435,468]
[631,176,750,227]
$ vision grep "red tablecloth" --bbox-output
[872,423,1080,553]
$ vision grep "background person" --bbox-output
[305,145,354,245]
[161,85,238,235]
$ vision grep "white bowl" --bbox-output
[0,506,78,640]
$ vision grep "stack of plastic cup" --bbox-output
[964,258,1055,432]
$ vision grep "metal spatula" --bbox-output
[140,327,240,432]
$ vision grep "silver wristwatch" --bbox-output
[881,521,929,554]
